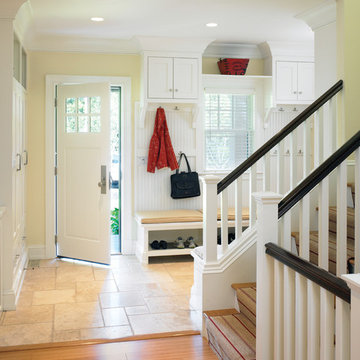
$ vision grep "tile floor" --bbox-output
[0,255,200,347]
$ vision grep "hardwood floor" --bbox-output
[0,335,217,360]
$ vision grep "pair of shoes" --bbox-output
[185,236,197,248]
[175,237,185,249]
[150,240,168,250]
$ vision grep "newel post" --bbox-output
[342,274,360,360]
[201,175,220,264]
[253,192,282,360]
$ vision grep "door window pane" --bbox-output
[66,116,77,133]
[90,97,101,114]
[91,116,101,132]
[78,97,89,114]
[78,116,89,132]
[66,98,76,113]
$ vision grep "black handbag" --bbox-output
[170,153,201,199]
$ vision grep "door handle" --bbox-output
[16,153,22,171]
[98,165,107,194]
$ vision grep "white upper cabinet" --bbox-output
[173,58,198,99]
[275,61,314,104]
[147,56,199,100]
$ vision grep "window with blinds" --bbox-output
[204,92,254,171]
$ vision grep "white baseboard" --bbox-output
[28,245,46,260]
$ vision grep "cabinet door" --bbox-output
[148,57,173,99]
[297,62,314,102]
[173,58,198,99]
[276,61,298,102]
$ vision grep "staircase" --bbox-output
[204,284,256,360]
[292,184,356,275]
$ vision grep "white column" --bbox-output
[342,274,360,360]
[254,192,282,360]
[201,175,220,263]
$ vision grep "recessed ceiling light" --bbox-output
[206,23,218,27]
[91,17,104,22]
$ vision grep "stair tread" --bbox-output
[235,287,256,325]
[231,282,256,290]
[292,231,354,275]
[206,311,256,360]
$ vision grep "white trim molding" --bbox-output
[45,75,133,259]
[203,42,263,59]
[28,245,46,260]
[296,0,336,31]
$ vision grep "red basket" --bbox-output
[217,58,249,75]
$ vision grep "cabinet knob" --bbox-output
[175,89,178,92]
[298,91,303,94]
[169,89,172,92]
[293,91,297,94]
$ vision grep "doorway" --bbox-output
[45,75,132,261]
[110,86,121,254]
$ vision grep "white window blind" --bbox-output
[204,92,254,171]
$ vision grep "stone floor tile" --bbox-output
[2,305,53,325]
[80,325,132,340]
[102,307,129,327]
[33,289,75,305]
[100,291,145,308]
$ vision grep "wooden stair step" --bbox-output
[328,207,355,239]
[205,311,256,360]
[292,231,354,275]
[233,285,256,325]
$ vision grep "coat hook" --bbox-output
[174,106,179,111]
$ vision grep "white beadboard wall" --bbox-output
[135,107,202,211]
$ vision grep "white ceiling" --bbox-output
[18,0,326,53]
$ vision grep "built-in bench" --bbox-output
[135,209,249,264]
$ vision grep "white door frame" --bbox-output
[45,75,132,259]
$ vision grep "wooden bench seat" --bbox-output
[135,208,249,264]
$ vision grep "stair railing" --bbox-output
[200,80,343,264]
[256,130,360,360]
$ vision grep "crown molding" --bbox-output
[14,1,32,45]
[203,42,263,58]
[296,0,336,31]
[136,36,214,54]
[259,40,314,59]
[26,34,141,54]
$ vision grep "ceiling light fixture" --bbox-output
[91,17,104,22]
[206,22,218,27]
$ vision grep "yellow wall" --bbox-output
[337,0,360,141]
[202,57,264,75]
[26,51,141,246]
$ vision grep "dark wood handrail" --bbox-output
[278,130,360,218]
[217,80,343,194]
[265,242,351,303]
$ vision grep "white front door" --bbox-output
[57,82,111,264]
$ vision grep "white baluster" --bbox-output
[355,148,360,273]
[264,152,271,191]
[303,119,312,176]
[337,162,347,275]
[329,96,337,153]
[320,289,335,360]
[282,211,292,251]
[201,175,220,263]
[249,165,257,226]
[335,298,350,360]
[295,274,307,360]
[307,281,320,360]
[323,102,332,159]
[277,141,285,194]
[284,266,295,360]
[274,260,284,360]
[299,195,310,260]
[235,177,242,239]
[318,178,329,270]
[290,131,298,188]
[314,108,324,167]
[220,188,228,255]
[253,192,282,360]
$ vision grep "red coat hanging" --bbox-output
[147,107,179,173]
